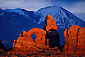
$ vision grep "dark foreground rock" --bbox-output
[0,40,4,49]
[0,40,8,55]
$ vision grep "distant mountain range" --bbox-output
[0,6,85,47]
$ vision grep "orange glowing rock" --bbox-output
[77,27,85,55]
[63,25,85,55]
[28,28,46,48]
[64,29,68,41]
[44,15,58,31]
[44,15,60,48]
[12,28,46,51]
[47,39,49,48]
[12,15,60,54]
[13,15,60,51]
[1,15,85,57]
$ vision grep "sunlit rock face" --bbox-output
[63,25,85,55]
[12,28,47,52]
[44,15,58,31]
[44,15,60,48]
[12,15,60,51]
[29,28,46,49]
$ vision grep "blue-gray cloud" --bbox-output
[50,0,85,13]
[0,0,85,13]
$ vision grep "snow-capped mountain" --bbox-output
[5,6,85,28]
[5,8,41,22]
[0,6,85,47]
[36,6,85,28]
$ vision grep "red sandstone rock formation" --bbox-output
[77,27,85,55]
[13,15,60,51]
[44,15,58,31]
[44,15,60,48]
[12,28,47,52]
[28,28,46,48]
[1,15,85,56]
[63,25,85,55]
[12,15,60,55]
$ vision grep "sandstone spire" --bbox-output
[44,15,58,31]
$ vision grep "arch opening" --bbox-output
[31,34,36,42]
